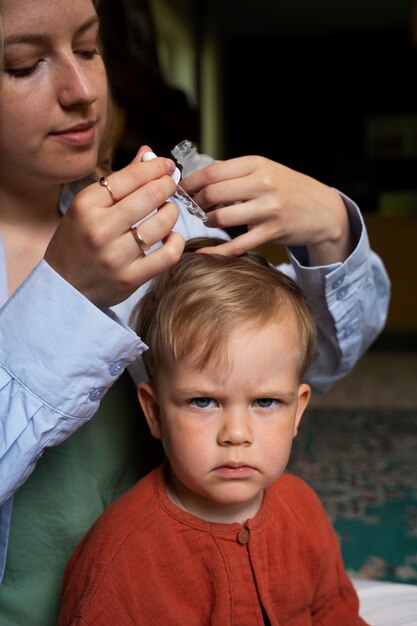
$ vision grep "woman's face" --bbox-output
[0,0,108,189]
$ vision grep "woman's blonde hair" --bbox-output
[91,0,125,177]
[0,5,4,74]
[131,238,317,385]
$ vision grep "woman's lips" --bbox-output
[49,121,96,146]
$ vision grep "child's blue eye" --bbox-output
[255,398,277,408]
[191,397,215,409]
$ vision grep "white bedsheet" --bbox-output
[353,579,417,625]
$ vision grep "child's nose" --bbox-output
[217,411,253,446]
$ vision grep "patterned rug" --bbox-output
[289,408,417,584]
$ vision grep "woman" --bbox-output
[0,0,389,623]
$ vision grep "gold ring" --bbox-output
[131,227,150,253]
[99,176,116,203]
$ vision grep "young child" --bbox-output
[59,238,369,626]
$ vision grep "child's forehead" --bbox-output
[157,318,302,396]
[178,316,300,367]
[199,315,290,343]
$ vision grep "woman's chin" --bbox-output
[54,160,100,185]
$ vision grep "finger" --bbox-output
[88,156,177,207]
[129,231,185,284]
[126,201,179,257]
[197,227,268,257]
[133,145,152,163]
[204,199,264,230]
[112,175,178,232]
[188,169,270,211]
[180,155,260,193]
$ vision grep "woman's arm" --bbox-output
[282,195,390,393]
[0,261,146,505]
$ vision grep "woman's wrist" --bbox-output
[306,188,354,266]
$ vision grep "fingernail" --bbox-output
[165,158,176,174]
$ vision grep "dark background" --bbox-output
[99,0,417,214]
[223,29,417,212]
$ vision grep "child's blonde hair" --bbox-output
[131,237,317,385]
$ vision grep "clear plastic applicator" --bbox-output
[141,150,208,222]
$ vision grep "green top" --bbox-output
[0,372,164,626]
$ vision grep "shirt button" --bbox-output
[332,274,345,289]
[89,387,106,402]
[109,359,125,376]
[238,528,250,545]
[336,286,349,301]
[342,326,354,339]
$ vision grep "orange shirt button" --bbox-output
[238,528,250,544]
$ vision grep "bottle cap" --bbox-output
[171,139,194,162]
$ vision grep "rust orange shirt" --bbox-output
[59,463,369,625]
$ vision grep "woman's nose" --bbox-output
[217,411,254,446]
[57,57,97,108]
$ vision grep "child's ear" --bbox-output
[137,382,163,440]
[293,383,311,438]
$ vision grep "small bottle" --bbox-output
[171,139,215,177]
[173,140,246,239]
[141,149,207,222]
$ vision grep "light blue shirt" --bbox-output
[0,187,390,582]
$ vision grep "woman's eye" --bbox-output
[6,62,40,78]
[76,48,100,59]
[190,397,215,409]
[255,398,278,409]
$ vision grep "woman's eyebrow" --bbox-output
[4,32,47,47]
[4,15,99,47]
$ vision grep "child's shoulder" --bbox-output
[60,464,169,620]
[83,465,164,543]
[267,473,335,544]
[270,472,329,518]
[275,471,317,495]
[63,465,167,579]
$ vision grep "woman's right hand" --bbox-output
[44,147,185,309]
[181,155,353,266]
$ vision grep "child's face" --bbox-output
[139,318,311,524]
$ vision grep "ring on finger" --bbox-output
[99,176,116,203]
[131,226,150,253]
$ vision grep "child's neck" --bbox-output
[167,473,264,525]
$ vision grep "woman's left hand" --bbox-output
[180,155,353,265]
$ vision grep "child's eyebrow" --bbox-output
[175,387,216,397]
[4,15,99,47]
